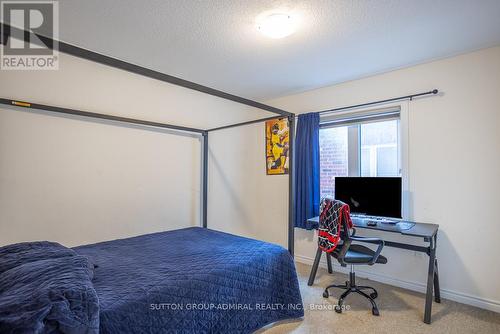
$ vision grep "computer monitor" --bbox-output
[334,177,402,218]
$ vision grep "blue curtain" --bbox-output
[294,112,320,230]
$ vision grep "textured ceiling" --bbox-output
[58,0,500,100]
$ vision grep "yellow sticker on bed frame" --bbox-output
[11,101,31,107]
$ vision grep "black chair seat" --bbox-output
[333,244,387,264]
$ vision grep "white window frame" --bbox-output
[319,101,410,219]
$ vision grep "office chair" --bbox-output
[323,221,387,316]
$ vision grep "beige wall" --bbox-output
[207,123,288,247]
[267,46,500,311]
[0,106,201,246]
[0,51,271,247]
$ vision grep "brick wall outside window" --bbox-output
[319,127,348,199]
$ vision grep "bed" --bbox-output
[0,227,303,333]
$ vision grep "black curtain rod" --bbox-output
[211,89,440,130]
[316,89,439,115]
[209,89,440,131]
[0,98,207,134]
[0,23,293,118]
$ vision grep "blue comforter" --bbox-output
[74,227,303,333]
[0,254,99,334]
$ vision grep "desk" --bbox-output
[306,216,440,324]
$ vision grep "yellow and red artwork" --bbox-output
[266,118,289,175]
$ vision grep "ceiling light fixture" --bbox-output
[258,13,296,39]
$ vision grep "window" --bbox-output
[360,120,400,177]
[319,109,401,199]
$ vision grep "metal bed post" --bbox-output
[0,99,206,134]
[288,115,295,256]
[202,132,209,228]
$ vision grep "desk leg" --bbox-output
[308,247,323,286]
[424,237,437,324]
[434,258,441,303]
[326,253,333,274]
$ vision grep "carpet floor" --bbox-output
[258,262,500,334]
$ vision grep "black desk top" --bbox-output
[307,216,438,238]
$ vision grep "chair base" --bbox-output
[323,269,380,316]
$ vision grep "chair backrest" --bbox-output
[339,212,352,242]
[318,198,352,253]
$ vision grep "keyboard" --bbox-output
[351,217,415,231]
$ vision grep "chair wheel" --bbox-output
[372,307,380,316]
[323,291,329,298]
[370,292,378,299]
[335,305,342,313]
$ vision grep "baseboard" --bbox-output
[295,254,500,314]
